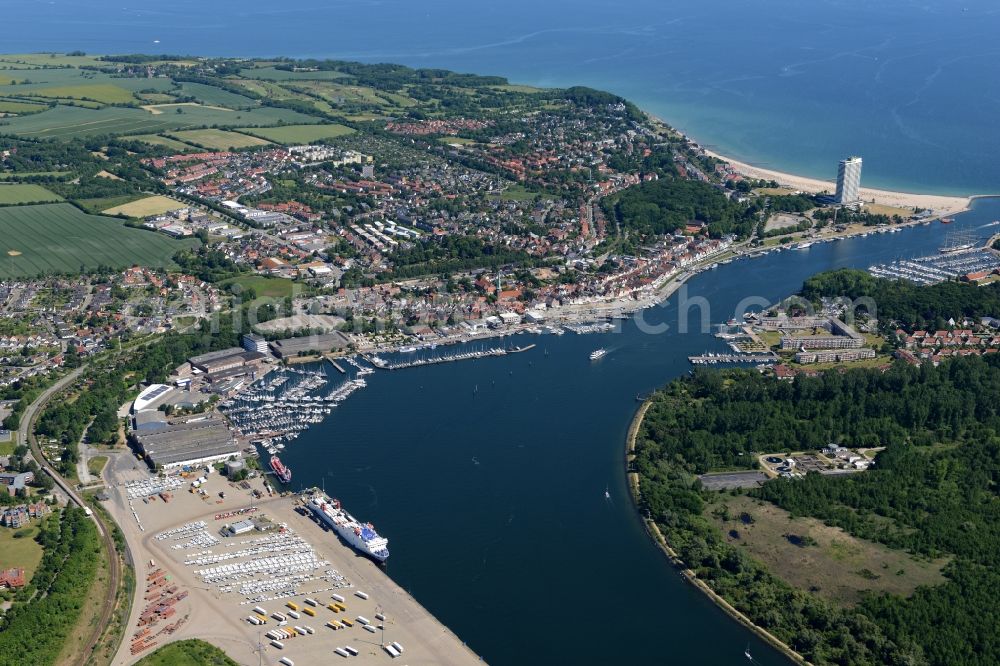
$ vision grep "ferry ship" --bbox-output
[306,491,389,562]
[269,456,292,484]
[590,348,608,361]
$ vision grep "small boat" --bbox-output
[590,348,608,361]
[941,217,955,224]
[604,485,610,499]
[745,644,752,660]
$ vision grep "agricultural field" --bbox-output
[238,123,354,144]
[0,99,47,114]
[0,203,198,278]
[239,66,348,81]
[102,195,187,217]
[19,83,136,105]
[176,81,257,109]
[0,103,319,139]
[128,134,198,151]
[0,183,62,205]
[167,128,272,150]
[0,53,107,67]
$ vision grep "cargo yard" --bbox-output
[104,457,482,665]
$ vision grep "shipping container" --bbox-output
[340,618,353,627]
[384,644,401,658]
[302,607,316,617]
[286,602,299,612]
[354,591,369,600]
[304,598,318,607]
[375,613,386,622]
[255,614,268,624]
[247,616,262,625]
[331,594,346,603]
[326,621,340,630]
[304,626,315,634]
[390,641,404,653]
[344,646,359,656]
[270,640,284,649]
[271,612,286,621]
[327,604,339,612]
[279,658,295,666]
[253,606,267,616]
[363,624,377,634]
[334,648,349,657]
[287,610,300,619]
[356,616,370,625]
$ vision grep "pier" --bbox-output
[377,344,536,370]
[327,358,347,374]
[688,352,778,365]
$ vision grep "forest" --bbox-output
[602,178,758,240]
[0,507,101,665]
[633,356,1000,665]
[801,268,1000,332]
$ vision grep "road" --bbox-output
[23,364,126,666]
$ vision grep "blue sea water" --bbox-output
[6,0,1000,194]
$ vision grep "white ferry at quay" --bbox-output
[306,490,390,563]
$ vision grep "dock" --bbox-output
[327,358,347,374]
[378,344,535,370]
[688,352,778,365]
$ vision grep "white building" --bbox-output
[242,334,269,354]
[835,156,863,206]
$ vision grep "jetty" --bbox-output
[327,358,347,374]
[688,352,778,365]
[378,344,535,370]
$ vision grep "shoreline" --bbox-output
[644,113,988,217]
[625,399,811,666]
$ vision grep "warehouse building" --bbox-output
[134,417,240,470]
[269,332,351,358]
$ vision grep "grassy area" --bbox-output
[21,83,136,105]
[240,66,348,81]
[167,128,272,150]
[128,134,198,152]
[0,171,71,181]
[75,193,148,214]
[0,104,318,140]
[438,136,476,145]
[238,123,354,144]
[134,639,239,666]
[0,203,199,279]
[754,187,800,196]
[500,184,540,202]
[0,521,46,582]
[87,455,108,477]
[102,195,186,217]
[0,99,48,114]
[865,203,914,217]
[710,495,946,607]
[220,274,296,299]
[0,183,62,205]
[175,81,257,109]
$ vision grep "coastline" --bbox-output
[625,399,811,666]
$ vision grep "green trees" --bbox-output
[0,508,101,665]
[602,178,757,239]
[635,355,1000,665]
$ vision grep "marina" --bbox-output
[868,246,1000,284]
[688,352,779,366]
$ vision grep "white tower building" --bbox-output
[835,156,862,206]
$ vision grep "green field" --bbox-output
[129,134,198,151]
[0,104,319,140]
[0,99,47,114]
[176,81,257,109]
[0,522,45,583]
[168,128,272,150]
[220,274,296,299]
[238,123,354,144]
[134,639,239,666]
[240,66,348,81]
[21,83,136,105]
[0,203,199,278]
[0,183,62,204]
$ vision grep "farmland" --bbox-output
[20,83,137,105]
[238,123,354,144]
[239,66,348,81]
[0,183,62,205]
[0,104,319,140]
[176,81,257,109]
[0,203,198,278]
[167,128,272,150]
[102,195,187,217]
[128,134,198,151]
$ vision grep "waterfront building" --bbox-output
[242,333,269,354]
[835,156,863,206]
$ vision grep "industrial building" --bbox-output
[189,348,268,374]
[242,333,269,354]
[134,417,240,470]
[269,332,351,358]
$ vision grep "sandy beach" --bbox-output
[704,149,972,216]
